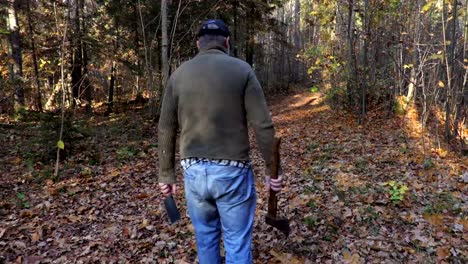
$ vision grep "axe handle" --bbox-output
[267,137,281,218]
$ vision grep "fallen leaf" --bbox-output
[24,255,42,264]
[135,193,150,200]
[45,179,54,187]
[77,206,88,213]
[31,232,40,242]
[423,213,444,229]
[67,215,81,223]
[343,250,360,264]
[270,249,303,264]
[436,246,450,260]
[122,227,130,238]
[10,157,22,165]
[139,218,149,229]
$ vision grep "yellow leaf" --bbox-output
[422,2,433,12]
[10,157,22,165]
[343,251,352,261]
[139,218,149,229]
[343,250,361,264]
[438,81,445,88]
[110,169,119,177]
[67,215,81,223]
[270,250,303,264]
[57,140,65,150]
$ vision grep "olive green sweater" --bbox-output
[158,44,275,184]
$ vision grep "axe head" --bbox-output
[265,215,290,237]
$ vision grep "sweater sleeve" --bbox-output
[244,70,275,173]
[158,79,178,184]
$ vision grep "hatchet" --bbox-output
[265,137,290,237]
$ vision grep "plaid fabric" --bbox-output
[181,157,251,171]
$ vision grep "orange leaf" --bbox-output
[135,193,150,200]
[122,227,130,238]
[436,246,450,260]
[31,232,40,242]
[343,250,361,264]
[423,213,444,230]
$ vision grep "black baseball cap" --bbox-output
[197,19,230,38]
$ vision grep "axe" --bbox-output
[265,137,290,237]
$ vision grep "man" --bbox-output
[157,19,283,264]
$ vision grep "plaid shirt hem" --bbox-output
[181,157,251,170]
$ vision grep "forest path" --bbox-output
[0,89,466,263]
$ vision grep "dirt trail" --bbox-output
[0,90,466,263]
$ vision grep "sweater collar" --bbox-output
[198,43,228,55]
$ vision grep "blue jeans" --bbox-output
[184,161,256,264]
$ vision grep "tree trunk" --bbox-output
[441,0,452,141]
[133,2,143,101]
[293,0,301,82]
[245,3,255,66]
[107,61,116,115]
[346,0,358,108]
[406,0,421,105]
[6,0,25,111]
[360,0,370,124]
[106,18,119,115]
[26,0,42,112]
[449,0,459,139]
[233,0,238,57]
[161,0,169,88]
[70,0,82,106]
[81,0,91,114]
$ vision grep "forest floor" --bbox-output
[0,89,467,263]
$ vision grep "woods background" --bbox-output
[0,0,467,146]
[0,1,467,262]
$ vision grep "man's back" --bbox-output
[171,46,254,161]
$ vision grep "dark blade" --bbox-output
[266,215,290,237]
[164,195,180,224]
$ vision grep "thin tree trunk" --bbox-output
[346,0,357,108]
[360,0,370,124]
[106,18,119,115]
[449,0,459,139]
[133,3,142,100]
[81,0,91,114]
[55,4,69,178]
[406,0,421,107]
[442,0,452,141]
[107,61,116,115]
[293,0,301,82]
[245,3,255,66]
[70,0,82,106]
[233,0,238,57]
[161,0,169,88]
[26,0,42,112]
[6,0,25,111]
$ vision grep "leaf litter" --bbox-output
[0,89,466,263]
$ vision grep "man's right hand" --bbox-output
[159,183,177,197]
